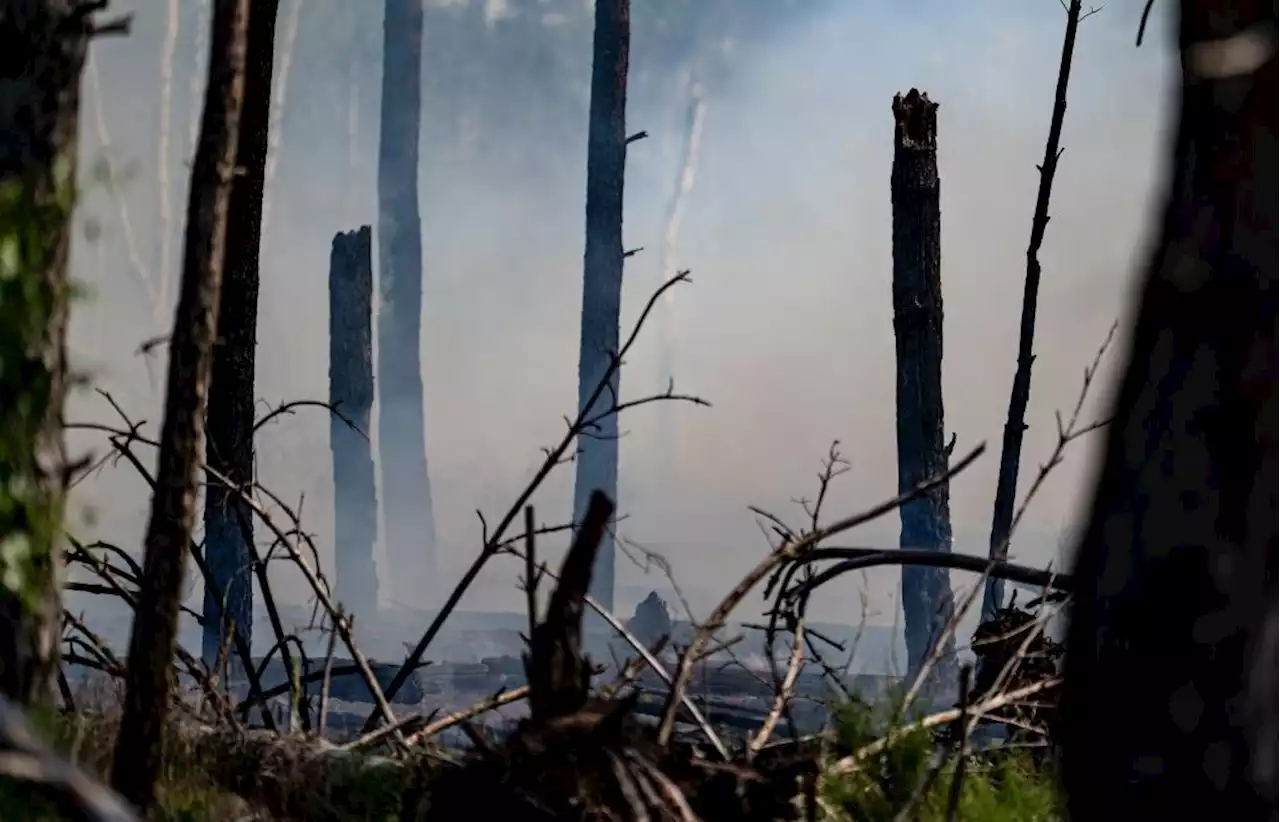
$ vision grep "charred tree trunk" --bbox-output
[1061,2,1277,820]
[982,0,1084,622]
[889,89,957,685]
[110,0,249,810]
[571,0,630,614]
[201,0,280,671]
[0,0,103,708]
[377,0,437,609]
[330,226,380,618]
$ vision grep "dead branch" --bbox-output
[782,548,1069,602]
[505,535,730,759]
[402,685,531,748]
[748,618,805,755]
[66,395,397,735]
[363,270,705,732]
[655,442,986,747]
[63,417,277,729]
[830,677,1062,774]
[252,397,364,437]
[527,491,613,721]
[984,0,1088,620]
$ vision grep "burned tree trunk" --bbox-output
[201,0,280,671]
[982,0,1084,622]
[377,0,437,608]
[571,0,631,614]
[110,0,249,810]
[1061,2,1277,820]
[0,0,105,707]
[330,226,380,618]
[889,90,957,684]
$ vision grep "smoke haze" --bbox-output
[65,0,1172,646]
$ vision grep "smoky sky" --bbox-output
[65,0,1173,633]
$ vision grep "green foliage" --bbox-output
[822,695,934,819]
[930,756,1060,822]
[0,164,75,613]
[820,695,1062,821]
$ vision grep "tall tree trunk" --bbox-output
[110,0,249,810]
[330,226,380,618]
[982,0,1084,622]
[377,0,437,610]
[889,89,957,686]
[0,0,101,708]
[1061,2,1277,820]
[201,0,280,671]
[571,0,630,614]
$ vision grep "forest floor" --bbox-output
[0,687,1065,822]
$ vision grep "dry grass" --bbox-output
[1,704,257,821]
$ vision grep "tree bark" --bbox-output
[201,0,280,671]
[889,89,957,687]
[0,0,100,708]
[571,0,630,615]
[982,0,1083,622]
[377,0,438,610]
[330,226,381,619]
[110,0,249,810]
[1061,2,1277,819]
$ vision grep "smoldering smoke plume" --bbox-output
[157,0,180,315]
[654,72,706,484]
[261,0,304,238]
[84,55,155,328]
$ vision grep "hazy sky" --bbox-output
[65,0,1174,633]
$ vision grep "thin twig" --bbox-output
[401,685,532,747]
[363,272,703,730]
[656,443,986,747]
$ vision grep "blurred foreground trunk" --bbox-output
[1062,2,1277,819]
[0,0,100,708]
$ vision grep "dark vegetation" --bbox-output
[0,0,1274,820]
[1060,1,1278,819]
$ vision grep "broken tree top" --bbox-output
[893,88,939,150]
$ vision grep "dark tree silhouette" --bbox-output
[0,0,110,708]
[110,0,249,810]
[201,0,280,671]
[983,0,1085,621]
[1062,2,1277,819]
[330,226,380,617]
[889,89,957,683]
[572,0,631,613]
